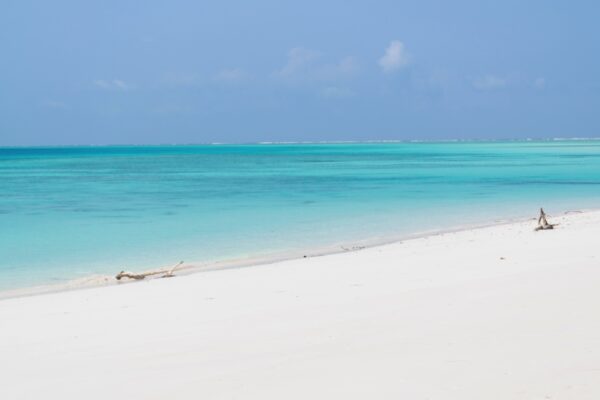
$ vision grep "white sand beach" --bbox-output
[1,210,599,399]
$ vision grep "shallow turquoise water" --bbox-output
[1,141,600,291]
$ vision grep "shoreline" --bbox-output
[0,207,593,301]
[2,206,600,398]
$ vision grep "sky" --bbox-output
[1,0,599,145]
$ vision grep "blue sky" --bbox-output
[1,0,599,145]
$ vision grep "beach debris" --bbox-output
[341,245,366,252]
[534,208,556,231]
[115,261,184,281]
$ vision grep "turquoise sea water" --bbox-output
[1,141,600,291]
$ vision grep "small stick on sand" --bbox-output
[116,261,184,281]
[535,208,556,231]
[162,261,184,278]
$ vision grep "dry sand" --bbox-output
[1,211,599,399]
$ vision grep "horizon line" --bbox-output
[2,137,600,149]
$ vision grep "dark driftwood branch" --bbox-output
[115,261,184,281]
[534,208,556,231]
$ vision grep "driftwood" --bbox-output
[534,208,556,231]
[115,261,184,281]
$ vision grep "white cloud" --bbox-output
[277,47,319,78]
[534,77,546,89]
[93,79,130,90]
[213,68,250,83]
[317,56,359,80]
[113,80,128,89]
[472,75,507,90]
[275,48,358,82]
[320,86,355,99]
[339,56,358,73]
[378,40,410,73]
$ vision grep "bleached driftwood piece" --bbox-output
[535,208,555,231]
[162,261,184,278]
[115,261,184,281]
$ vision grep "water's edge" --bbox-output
[1,207,592,301]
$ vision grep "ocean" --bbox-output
[1,140,599,291]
